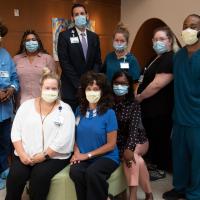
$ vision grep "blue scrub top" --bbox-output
[0,48,19,122]
[75,108,120,164]
[104,52,140,82]
[173,47,200,127]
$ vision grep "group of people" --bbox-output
[0,2,200,200]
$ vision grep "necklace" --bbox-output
[39,98,57,150]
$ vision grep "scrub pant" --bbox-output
[69,158,118,200]
[0,118,12,173]
[172,124,200,200]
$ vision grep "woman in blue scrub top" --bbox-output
[0,22,19,189]
[102,23,140,83]
[69,71,119,200]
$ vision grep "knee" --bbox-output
[85,166,98,181]
[69,165,83,181]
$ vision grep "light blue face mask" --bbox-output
[74,15,87,28]
[113,42,127,52]
[113,85,129,96]
[25,40,39,53]
[153,41,168,54]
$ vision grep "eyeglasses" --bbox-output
[152,37,169,42]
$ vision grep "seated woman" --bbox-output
[6,68,75,200]
[112,71,153,200]
[69,71,119,200]
[13,30,56,106]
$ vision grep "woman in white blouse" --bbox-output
[5,68,75,200]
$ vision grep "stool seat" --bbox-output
[47,164,127,200]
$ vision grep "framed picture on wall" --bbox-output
[52,18,95,61]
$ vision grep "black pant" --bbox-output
[142,115,172,171]
[6,156,69,200]
[69,158,118,200]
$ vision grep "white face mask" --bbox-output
[41,90,58,103]
[85,91,101,104]
[181,28,199,45]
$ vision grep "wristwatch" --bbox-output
[43,152,50,160]
[87,153,92,159]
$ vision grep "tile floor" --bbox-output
[0,173,178,200]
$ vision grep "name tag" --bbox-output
[54,115,64,126]
[120,62,129,69]
[0,71,9,78]
[70,37,79,44]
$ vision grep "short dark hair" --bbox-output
[112,71,134,101]
[0,22,8,37]
[16,30,48,55]
[78,71,114,116]
[71,3,87,17]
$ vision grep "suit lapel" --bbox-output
[86,29,92,63]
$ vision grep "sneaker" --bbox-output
[0,168,9,179]
[162,188,185,199]
[0,178,5,190]
[149,169,166,181]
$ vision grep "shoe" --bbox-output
[162,188,185,199]
[0,168,9,179]
[145,192,153,200]
[0,178,5,190]
[149,169,166,181]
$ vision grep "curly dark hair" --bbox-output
[79,71,114,116]
[0,22,8,37]
[111,71,134,101]
[16,30,48,55]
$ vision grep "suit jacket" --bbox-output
[57,27,102,100]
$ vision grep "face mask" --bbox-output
[74,15,87,28]
[113,85,129,96]
[113,42,127,52]
[41,90,58,103]
[25,40,39,53]
[153,41,168,54]
[181,28,199,45]
[85,91,101,104]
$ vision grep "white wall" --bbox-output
[121,0,200,47]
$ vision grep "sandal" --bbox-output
[149,169,166,181]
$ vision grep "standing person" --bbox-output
[57,3,102,112]
[14,30,56,106]
[69,71,119,200]
[102,23,140,84]
[6,68,75,200]
[163,14,200,200]
[112,71,153,200]
[135,26,176,177]
[0,22,19,189]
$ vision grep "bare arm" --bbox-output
[135,73,173,103]
[71,131,117,163]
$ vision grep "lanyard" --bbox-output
[138,55,160,84]
[39,98,56,151]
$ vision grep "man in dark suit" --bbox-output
[57,3,102,112]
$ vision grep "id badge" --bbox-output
[120,62,129,69]
[0,71,9,78]
[138,75,144,83]
[54,115,64,126]
[70,37,79,44]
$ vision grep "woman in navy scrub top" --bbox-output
[69,71,119,200]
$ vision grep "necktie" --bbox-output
[80,32,88,59]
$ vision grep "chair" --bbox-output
[47,164,127,200]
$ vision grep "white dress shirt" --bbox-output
[11,99,75,159]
